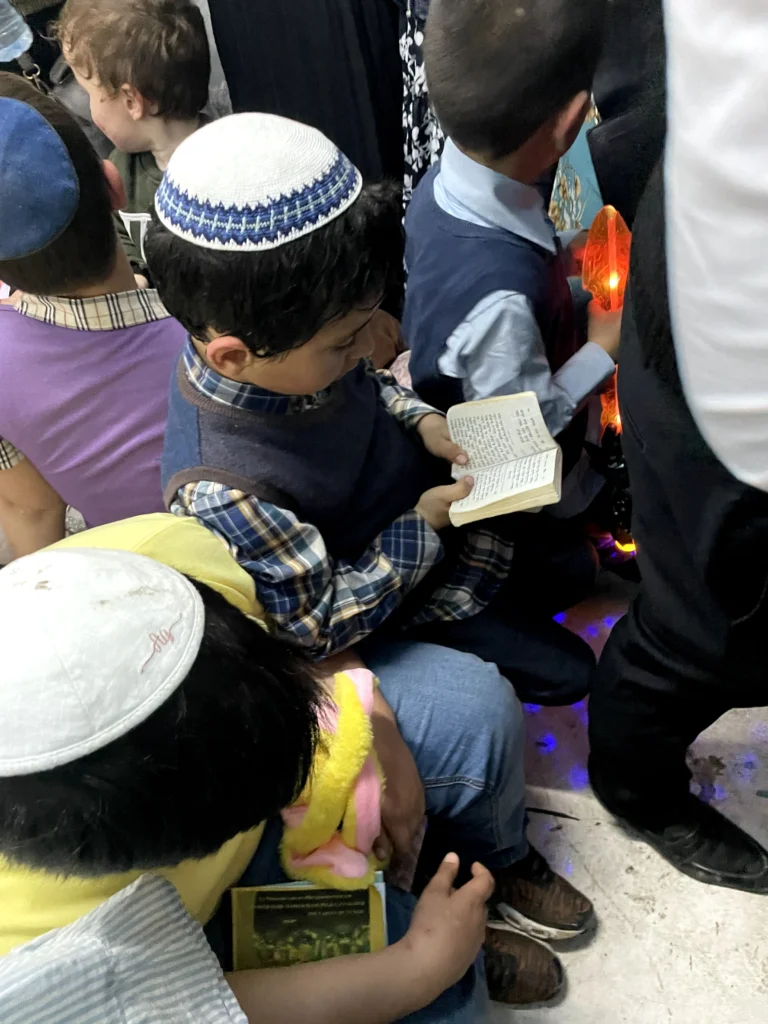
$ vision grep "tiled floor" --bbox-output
[491,574,768,1023]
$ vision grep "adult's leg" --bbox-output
[589,273,768,891]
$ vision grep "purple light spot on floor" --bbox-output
[603,615,617,628]
[563,859,574,876]
[584,624,599,638]
[713,784,728,802]
[524,703,542,714]
[553,611,567,624]
[572,700,587,710]
[569,765,590,789]
[536,732,558,753]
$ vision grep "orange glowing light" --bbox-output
[600,370,621,435]
[582,205,632,313]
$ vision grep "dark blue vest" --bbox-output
[402,166,586,468]
[162,359,447,560]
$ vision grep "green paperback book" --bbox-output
[231,872,387,971]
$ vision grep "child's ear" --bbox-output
[552,91,591,157]
[206,336,254,378]
[120,84,147,122]
[102,159,127,212]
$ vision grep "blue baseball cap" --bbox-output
[0,97,80,261]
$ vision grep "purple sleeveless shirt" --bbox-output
[0,299,185,527]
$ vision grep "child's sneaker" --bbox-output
[484,924,564,1005]
[492,846,596,941]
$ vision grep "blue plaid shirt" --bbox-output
[172,343,514,657]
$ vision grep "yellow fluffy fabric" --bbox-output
[280,672,384,890]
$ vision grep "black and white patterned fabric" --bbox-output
[398,0,444,207]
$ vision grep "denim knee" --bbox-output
[457,655,526,757]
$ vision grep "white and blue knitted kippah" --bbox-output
[155,112,363,252]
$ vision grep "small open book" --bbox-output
[448,392,562,527]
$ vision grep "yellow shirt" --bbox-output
[0,514,267,957]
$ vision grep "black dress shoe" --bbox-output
[616,796,768,894]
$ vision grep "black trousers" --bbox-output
[589,290,768,830]
[405,524,599,707]
[207,0,403,183]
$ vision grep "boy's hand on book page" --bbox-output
[416,413,468,466]
[415,478,474,531]
[587,300,622,360]
[404,854,492,991]
[372,689,425,867]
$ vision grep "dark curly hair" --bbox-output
[145,181,404,357]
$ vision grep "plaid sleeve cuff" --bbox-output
[0,439,23,471]
[370,365,441,429]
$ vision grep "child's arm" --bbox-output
[226,854,492,1024]
[366,363,469,466]
[439,292,616,438]
[0,450,66,559]
[175,483,450,659]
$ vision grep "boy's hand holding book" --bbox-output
[415,413,474,530]
[416,412,468,466]
[416,478,474,531]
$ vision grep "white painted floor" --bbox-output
[491,574,768,1024]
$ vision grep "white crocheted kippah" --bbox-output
[155,112,363,252]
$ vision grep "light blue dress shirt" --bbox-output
[432,140,615,514]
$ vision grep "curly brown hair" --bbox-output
[55,0,210,121]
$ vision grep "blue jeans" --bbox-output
[209,640,527,1023]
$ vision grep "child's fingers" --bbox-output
[425,420,468,465]
[373,831,393,862]
[437,437,468,465]
[447,477,474,501]
[454,862,494,907]
[424,852,460,896]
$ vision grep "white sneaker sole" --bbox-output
[486,918,557,952]
[494,901,589,943]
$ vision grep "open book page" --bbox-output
[451,448,559,515]
[447,392,556,480]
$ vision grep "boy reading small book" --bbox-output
[151,112,596,707]
[403,0,620,521]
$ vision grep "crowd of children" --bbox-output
[1,0,758,1019]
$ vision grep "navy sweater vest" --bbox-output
[162,360,446,560]
[403,166,586,469]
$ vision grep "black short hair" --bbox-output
[0,580,324,876]
[425,0,607,159]
[145,182,403,356]
[0,73,116,295]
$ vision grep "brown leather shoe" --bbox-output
[484,924,564,1005]
[492,846,596,941]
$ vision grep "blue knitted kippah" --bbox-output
[155,112,363,252]
[0,98,80,261]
